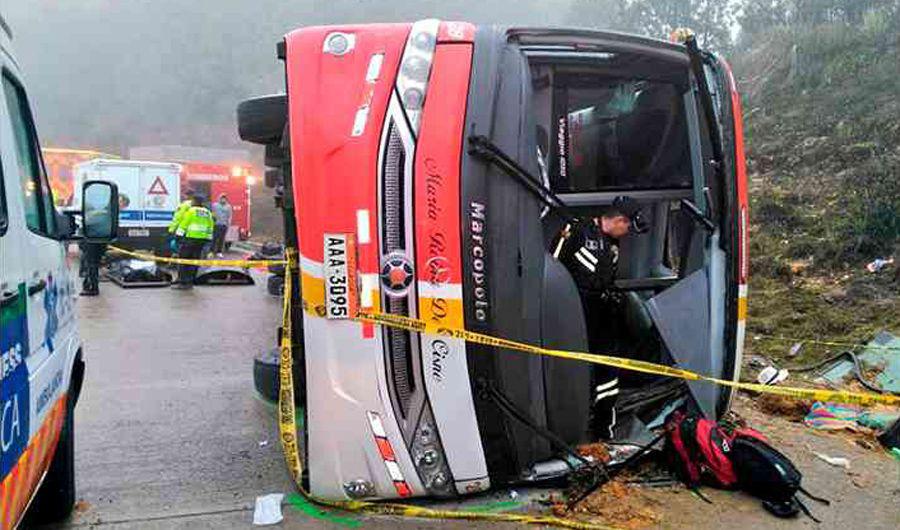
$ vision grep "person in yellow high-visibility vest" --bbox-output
[167,189,195,253]
[171,195,215,290]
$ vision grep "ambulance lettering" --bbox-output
[1,395,23,453]
[36,369,64,416]
[1,283,31,478]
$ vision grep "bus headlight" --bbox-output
[410,407,455,497]
[395,19,439,134]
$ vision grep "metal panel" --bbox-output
[646,268,717,417]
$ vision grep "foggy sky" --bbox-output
[3,1,585,155]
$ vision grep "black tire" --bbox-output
[267,274,284,296]
[237,94,287,145]
[254,347,304,406]
[24,393,76,524]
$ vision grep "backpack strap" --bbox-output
[691,486,714,504]
[798,486,831,505]
[795,496,822,523]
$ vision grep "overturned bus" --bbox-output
[238,20,749,501]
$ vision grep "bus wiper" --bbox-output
[467,135,579,224]
[680,198,716,233]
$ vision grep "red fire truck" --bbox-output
[130,146,255,240]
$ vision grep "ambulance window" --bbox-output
[2,70,55,236]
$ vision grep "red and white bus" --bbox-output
[239,20,749,502]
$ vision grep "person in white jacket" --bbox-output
[211,193,233,257]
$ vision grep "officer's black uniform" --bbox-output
[79,242,107,296]
[553,218,627,439]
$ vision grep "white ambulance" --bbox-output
[71,159,181,252]
[1,14,118,529]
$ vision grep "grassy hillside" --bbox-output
[735,12,900,364]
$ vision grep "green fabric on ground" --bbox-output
[461,500,524,512]
[820,331,900,392]
[286,493,362,528]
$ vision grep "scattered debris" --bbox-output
[813,452,850,469]
[850,473,871,489]
[804,401,900,437]
[788,342,804,357]
[757,365,789,385]
[804,402,862,431]
[858,410,900,431]
[508,490,519,500]
[564,480,661,529]
[865,257,894,273]
[606,444,644,465]
[746,354,770,370]
[853,437,878,451]
[577,443,611,464]
[757,393,812,420]
[789,259,812,275]
[258,440,269,448]
[73,499,91,514]
[252,493,285,526]
[816,331,900,393]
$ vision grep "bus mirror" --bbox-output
[82,180,120,240]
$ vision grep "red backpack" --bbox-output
[664,410,743,488]
[664,409,828,520]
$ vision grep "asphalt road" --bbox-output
[41,271,294,528]
[30,264,899,529]
[34,269,521,530]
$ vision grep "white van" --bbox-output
[72,159,181,252]
[0,15,118,529]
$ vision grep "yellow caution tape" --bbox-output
[751,335,900,351]
[277,249,614,529]
[108,244,286,269]
[351,311,899,408]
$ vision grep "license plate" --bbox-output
[127,228,150,237]
[323,233,359,320]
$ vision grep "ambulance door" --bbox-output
[1,69,73,468]
[0,74,29,495]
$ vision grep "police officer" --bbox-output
[79,192,115,296]
[552,196,646,438]
[171,195,215,290]
[167,189,195,254]
[79,241,106,296]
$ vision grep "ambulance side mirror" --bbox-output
[82,180,119,241]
